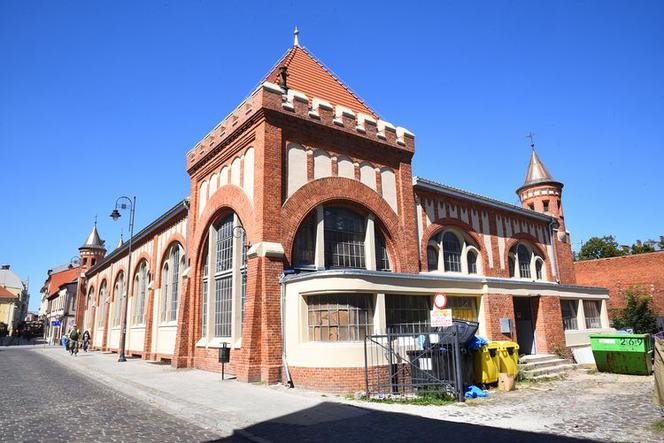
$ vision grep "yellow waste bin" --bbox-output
[495,341,520,377]
[473,342,499,384]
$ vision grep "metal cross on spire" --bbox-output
[526,132,536,150]
[94,214,98,226]
[293,26,300,47]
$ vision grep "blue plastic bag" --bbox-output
[464,385,488,398]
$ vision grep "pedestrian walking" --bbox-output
[68,325,81,356]
[82,330,90,352]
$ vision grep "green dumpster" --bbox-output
[589,334,653,375]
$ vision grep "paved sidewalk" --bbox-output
[37,347,662,442]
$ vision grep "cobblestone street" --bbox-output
[2,346,663,442]
[0,347,225,442]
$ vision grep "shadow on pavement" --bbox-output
[209,401,594,443]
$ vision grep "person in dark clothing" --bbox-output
[82,330,91,352]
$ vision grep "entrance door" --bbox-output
[513,297,536,355]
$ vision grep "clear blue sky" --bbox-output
[1,1,662,311]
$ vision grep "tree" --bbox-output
[576,235,625,261]
[611,287,658,334]
[631,241,656,255]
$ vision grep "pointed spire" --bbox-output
[523,149,554,186]
[115,232,124,250]
[293,26,300,47]
[80,223,106,250]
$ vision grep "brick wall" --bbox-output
[533,296,566,355]
[575,251,664,317]
[483,294,516,341]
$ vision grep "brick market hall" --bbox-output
[66,34,610,393]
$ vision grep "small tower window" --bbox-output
[543,200,550,213]
[528,203,534,211]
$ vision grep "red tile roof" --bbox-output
[47,267,80,297]
[263,46,378,118]
[0,285,15,299]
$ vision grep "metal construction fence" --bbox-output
[363,325,465,402]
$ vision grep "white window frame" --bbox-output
[509,242,546,281]
[160,244,183,325]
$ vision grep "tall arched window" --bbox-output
[160,263,168,322]
[97,281,108,328]
[161,243,183,323]
[427,245,439,271]
[517,244,531,279]
[112,272,124,327]
[132,261,148,325]
[85,286,95,331]
[201,249,208,335]
[535,258,544,280]
[200,212,247,342]
[442,232,461,272]
[292,205,391,272]
[467,249,478,274]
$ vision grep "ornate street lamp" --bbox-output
[109,196,136,362]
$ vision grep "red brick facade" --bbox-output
[575,251,664,318]
[65,42,608,393]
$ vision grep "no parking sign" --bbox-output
[431,292,452,327]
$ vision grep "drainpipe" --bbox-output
[549,219,560,284]
[280,273,294,388]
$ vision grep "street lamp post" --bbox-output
[110,196,136,363]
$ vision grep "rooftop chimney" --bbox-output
[1,264,9,270]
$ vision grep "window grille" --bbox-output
[216,216,233,273]
[583,300,602,329]
[535,259,543,280]
[307,294,373,341]
[214,275,232,337]
[443,232,461,272]
[561,299,578,330]
[161,265,168,322]
[467,250,478,274]
[132,262,148,325]
[97,283,107,328]
[240,228,247,334]
[293,212,316,268]
[517,244,531,278]
[375,231,391,271]
[169,247,180,322]
[386,294,431,334]
[324,207,366,269]
[201,253,208,336]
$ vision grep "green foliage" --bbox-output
[611,287,658,334]
[576,236,625,261]
[631,241,656,255]
[368,389,456,405]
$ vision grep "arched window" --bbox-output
[427,245,439,271]
[132,261,148,325]
[442,232,462,272]
[535,258,544,280]
[201,249,208,335]
[467,249,478,274]
[324,207,366,269]
[375,231,390,272]
[85,286,95,331]
[293,212,316,269]
[200,212,247,341]
[508,255,516,278]
[97,281,108,328]
[291,205,391,272]
[160,243,183,323]
[517,244,531,279]
[160,263,168,322]
[112,272,124,327]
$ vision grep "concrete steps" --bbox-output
[518,354,579,380]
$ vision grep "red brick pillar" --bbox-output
[533,296,566,354]
[483,294,516,341]
[235,254,263,382]
[259,256,284,383]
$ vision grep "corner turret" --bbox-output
[79,223,106,270]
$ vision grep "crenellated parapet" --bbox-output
[186,81,415,173]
